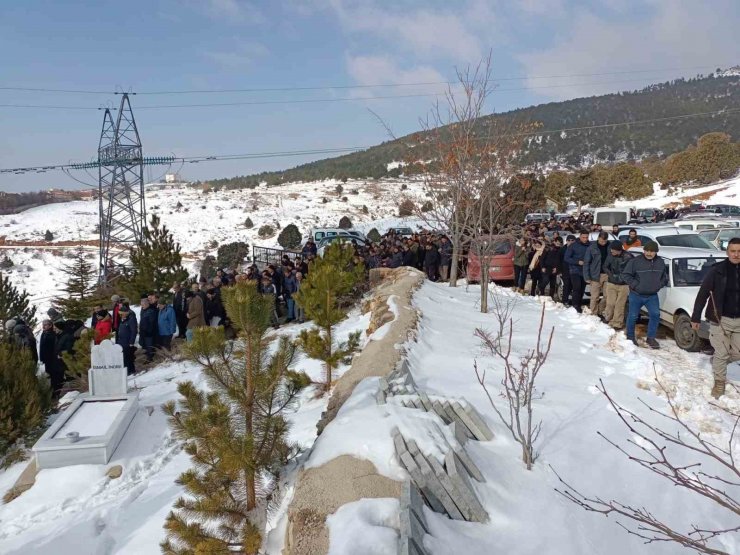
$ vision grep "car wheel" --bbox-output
[674,312,702,351]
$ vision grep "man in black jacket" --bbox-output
[116,305,138,375]
[691,238,740,398]
[603,241,633,329]
[173,283,187,339]
[139,297,157,363]
[39,319,62,394]
[621,241,668,349]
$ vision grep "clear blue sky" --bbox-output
[1,0,738,192]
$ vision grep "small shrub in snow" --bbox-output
[398,199,415,217]
[421,201,433,212]
[244,217,254,229]
[335,184,344,194]
[44,230,54,241]
[0,256,13,270]
[277,224,302,250]
[341,196,348,202]
[474,303,553,470]
[401,183,408,190]
[367,228,381,243]
[321,197,328,204]
[258,225,275,239]
[208,239,219,249]
[338,216,353,229]
[362,205,369,215]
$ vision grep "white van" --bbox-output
[306,228,366,243]
[593,207,632,227]
[673,219,734,232]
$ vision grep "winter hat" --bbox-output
[644,241,659,252]
[111,294,120,302]
[5,319,16,332]
[609,240,624,251]
[119,304,130,313]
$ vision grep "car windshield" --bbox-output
[657,234,716,249]
[672,257,723,286]
[471,238,512,256]
[717,229,740,249]
[595,211,627,227]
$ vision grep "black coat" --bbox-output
[173,290,187,315]
[139,306,158,338]
[692,259,737,324]
[116,313,138,346]
[424,247,441,268]
[39,329,56,365]
[206,295,226,321]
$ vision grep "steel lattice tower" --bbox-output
[98,93,146,283]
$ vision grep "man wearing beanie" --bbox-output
[621,241,668,348]
[603,240,633,329]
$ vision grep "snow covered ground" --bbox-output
[614,175,740,210]
[0,309,370,555]
[311,282,740,554]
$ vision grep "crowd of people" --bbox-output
[5,210,738,401]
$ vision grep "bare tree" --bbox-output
[554,369,740,554]
[474,304,554,469]
[409,53,531,287]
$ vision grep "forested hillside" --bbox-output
[205,74,739,189]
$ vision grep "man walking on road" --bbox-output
[621,241,668,349]
[691,238,740,398]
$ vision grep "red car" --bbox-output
[466,235,515,284]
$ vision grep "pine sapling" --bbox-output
[161,281,298,555]
[295,241,363,391]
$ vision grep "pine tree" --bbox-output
[338,216,352,229]
[277,224,302,250]
[52,245,99,320]
[367,228,382,243]
[217,241,250,270]
[0,343,51,461]
[44,230,53,241]
[161,281,298,555]
[244,217,254,229]
[0,256,13,270]
[257,224,275,239]
[295,242,363,391]
[0,273,36,332]
[123,214,188,299]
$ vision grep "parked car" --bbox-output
[307,228,365,244]
[673,219,735,232]
[618,226,717,250]
[316,235,368,256]
[698,227,740,250]
[386,227,414,237]
[524,213,551,223]
[593,207,633,227]
[466,236,515,284]
[706,204,740,216]
[635,208,659,223]
[628,246,726,351]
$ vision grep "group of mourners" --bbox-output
[6,210,740,401]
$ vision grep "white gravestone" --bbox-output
[89,340,127,396]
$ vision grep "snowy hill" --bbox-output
[0,178,427,322]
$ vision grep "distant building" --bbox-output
[165,173,177,183]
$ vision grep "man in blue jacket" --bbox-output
[115,304,138,375]
[621,241,668,349]
[564,230,590,313]
[157,298,177,351]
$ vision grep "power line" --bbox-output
[0,63,728,96]
[1,106,738,176]
[0,104,115,110]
